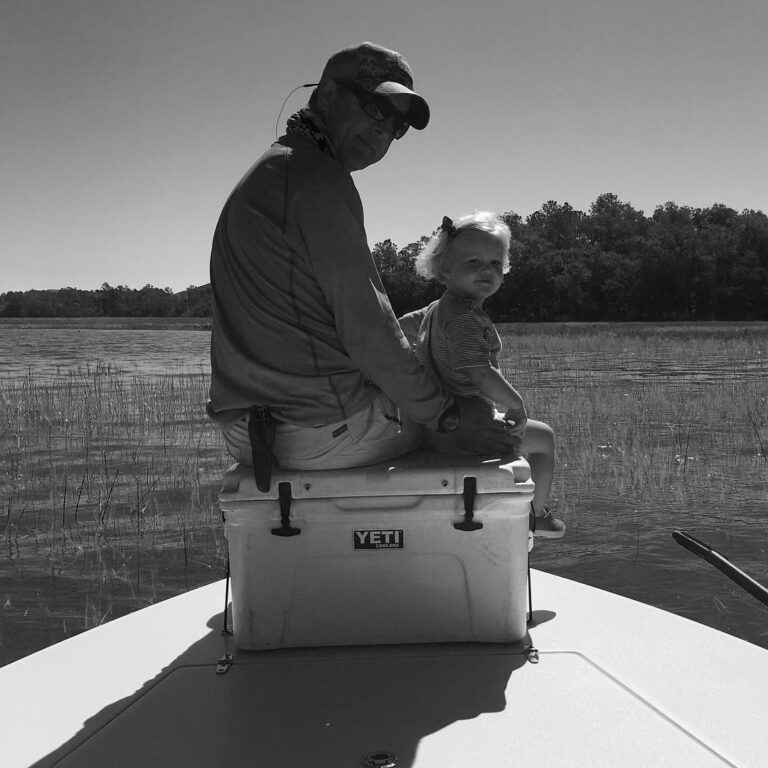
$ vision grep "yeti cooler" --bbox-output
[219,451,534,650]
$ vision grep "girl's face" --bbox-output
[441,229,505,303]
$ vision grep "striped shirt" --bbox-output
[415,291,501,406]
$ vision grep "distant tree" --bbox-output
[500,211,525,241]
[589,250,642,320]
[526,200,584,250]
[397,237,429,274]
[2,194,765,322]
[372,239,400,272]
[183,284,213,317]
[738,209,768,265]
[585,193,647,253]
[0,291,24,317]
[54,287,98,317]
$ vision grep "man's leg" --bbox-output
[222,393,422,472]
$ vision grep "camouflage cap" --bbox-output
[320,41,430,130]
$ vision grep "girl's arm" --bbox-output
[465,365,528,433]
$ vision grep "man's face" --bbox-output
[323,85,403,172]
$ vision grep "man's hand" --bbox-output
[503,406,528,439]
[425,396,522,458]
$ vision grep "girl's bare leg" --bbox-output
[521,419,555,515]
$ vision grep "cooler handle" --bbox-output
[454,476,483,532]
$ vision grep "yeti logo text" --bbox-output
[354,529,404,550]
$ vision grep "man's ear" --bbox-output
[314,78,338,116]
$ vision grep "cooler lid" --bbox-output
[218,451,532,502]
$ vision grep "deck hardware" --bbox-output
[454,476,483,531]
[361,751,400,767]
[215,653,233,674]
[525,645,540,664]
[271,482,301,536]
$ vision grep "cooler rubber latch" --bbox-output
[454,476,483,532]
[271,481,301,537]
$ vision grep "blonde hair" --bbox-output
[415,211,511,281]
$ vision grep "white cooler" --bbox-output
[219,451,534,651]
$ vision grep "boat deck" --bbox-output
[4,570,767,767]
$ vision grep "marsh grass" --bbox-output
[498,324,768,647]
[1,366,231,664]
[2,322,768,663]
[501,324,768,501]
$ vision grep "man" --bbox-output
[207,42,514,477]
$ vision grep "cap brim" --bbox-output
[372,81,430,130]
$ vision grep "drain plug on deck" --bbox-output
[361,751,399,768]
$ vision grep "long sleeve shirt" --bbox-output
[208,131,450,429]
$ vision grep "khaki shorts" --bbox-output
[222,392,423,471]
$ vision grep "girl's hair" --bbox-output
[414,210,511,281]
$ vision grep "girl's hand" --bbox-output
[503,407,528,438]
[437,397,523,458]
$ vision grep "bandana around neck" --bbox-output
[284,108,332,155]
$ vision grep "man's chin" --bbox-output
[346,155,376,173]
[347,142,386,172]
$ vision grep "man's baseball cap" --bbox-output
[320,42,430,130]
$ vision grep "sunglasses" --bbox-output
[335,80,410,140]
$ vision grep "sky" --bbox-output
[2,0,767,292]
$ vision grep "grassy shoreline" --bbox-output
[1,365,230,665]
[0,317,212,331]
[2,322,768,665]
[4,316,768,333]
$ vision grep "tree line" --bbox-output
[3,194,767,322]
[376,193,768,321]
[0,283,212,319]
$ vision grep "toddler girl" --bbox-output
[402,211,565,537]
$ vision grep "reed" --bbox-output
[2,322,768,663]
[498,324,768,647]
[1,366,231,663]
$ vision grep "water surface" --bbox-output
[0,325,209,377]
[1,321,767,664]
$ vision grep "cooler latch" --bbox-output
[454,476,483,532]
[271,481,301,537]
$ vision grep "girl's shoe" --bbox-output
[530,506,566,538]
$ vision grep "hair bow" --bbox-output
[440,216,460,238]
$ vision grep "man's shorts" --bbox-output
[221,392,422,471]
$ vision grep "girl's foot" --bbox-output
[530,506,566,538]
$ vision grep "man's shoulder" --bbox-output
[233,137,356,205]
[278,136,350,179]
[245,137,326,175]
[239,136,339,177]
